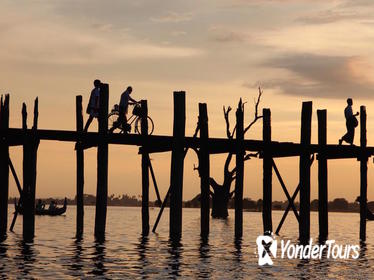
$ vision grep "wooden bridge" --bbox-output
[0,83,372,244]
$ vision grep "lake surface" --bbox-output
[1,206,374,279]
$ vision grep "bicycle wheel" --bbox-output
[108,111,122,132]
[134,116,155,135]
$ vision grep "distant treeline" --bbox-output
[184,195,366,213]
[8,194,369,213]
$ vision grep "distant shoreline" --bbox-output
[8,195,369,214]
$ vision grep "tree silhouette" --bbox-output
[196,88,263,218]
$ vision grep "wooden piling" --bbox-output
[94,83,109,240]
[360,106,367,241]
[23,98,39,241]
[141,100,150,235]
[169,91,186,240]
[235,100,244,238]
[317,110,328,241]
[0,95,10,239]
[76,96,84,237]
[199,103,210,237]
[22,103,30,239]
[262,108,272,234]
[299,101,312,244]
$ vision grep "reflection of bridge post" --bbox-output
[262,108,272,234]
[299,101,312,245]
[169,92,185,240]
[360,106,367,241]
[317,109,328,241]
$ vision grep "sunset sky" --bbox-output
[2,0,374,203]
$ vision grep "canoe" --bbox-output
[15,198,67,216]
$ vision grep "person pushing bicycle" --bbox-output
[109,86,138,133]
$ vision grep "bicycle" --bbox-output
[108,103,154,135]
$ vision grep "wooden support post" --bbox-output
[23,98,39,241]
[317,110,328,241]
[360,106,367,241]
[169,91,185,240]
[9,157,23,232]
[94,83,109,240]
[299,101,312,245]
[0,95,10,240]
[22,103,30,239]
[141,100,149,235]
[235,99,244,238]
[152,187,170,233]
[199,103,210,237]
[148,155,161,204]
[76,96,84,238]
[262,108,272,234]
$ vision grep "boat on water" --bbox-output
[15,198,67,216]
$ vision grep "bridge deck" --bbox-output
[2,128,373,159]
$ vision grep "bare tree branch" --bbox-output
[244,152,259,161]
[224,152,233,177]
[223,106,233,139]
[209,177,221,193]
[244,87,263,134]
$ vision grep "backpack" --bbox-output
[86,90,95,114]
[352,116,358,128]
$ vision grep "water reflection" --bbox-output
[198,236,211,279]
[234,237,242,261]
[91,239,107,277]
[69,238,85,274]
[167,238,183,278]
[1,207,373,278]
[16,240,36,278]
[296,258,310,280]
[314,241,329,280]
[0,242,8,278]
[137,235,149,279]
[357,241,369,279]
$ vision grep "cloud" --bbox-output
[295,0,374,25]
[150,11,193,23]
[209,26,249,43]
[296,10,366,25]
[251,53,374,98]
[339,0,374,8]
[0,14,203,65]
[171,31,187,36]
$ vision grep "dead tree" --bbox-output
[199,88,263,218]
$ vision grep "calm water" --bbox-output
[1,206,374,279]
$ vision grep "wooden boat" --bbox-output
[15,198,67,216]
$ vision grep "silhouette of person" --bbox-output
[109,86,137,133]
[339,98,359,145]
[84,79,101,132]
[36,199,45,211]
[48,200,57,211]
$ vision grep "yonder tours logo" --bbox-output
[256,233,360,266]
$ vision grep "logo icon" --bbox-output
[256,234,277,266]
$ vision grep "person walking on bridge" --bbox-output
[339,98,359,145]
[109,86,138,133]
[84,79,101,132]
